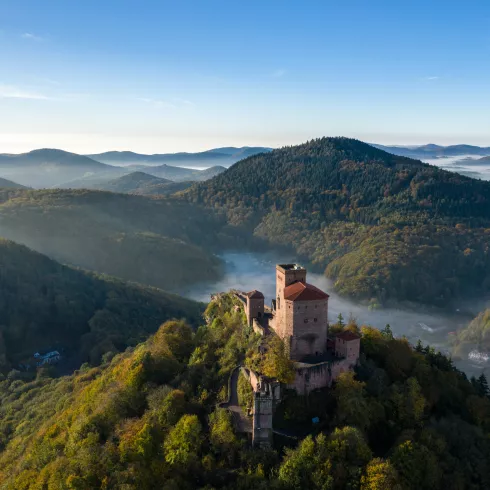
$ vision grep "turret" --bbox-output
[245,290,264,326]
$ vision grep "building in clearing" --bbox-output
[34,351,61,367]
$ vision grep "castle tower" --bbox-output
[275,264,306,337]
[245,290,265,327]
[273,264,329,361]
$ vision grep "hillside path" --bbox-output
[220,367,252,433]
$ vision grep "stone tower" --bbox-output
[275,264,307,337]
[273,264,329,361]
[245,290,265,327]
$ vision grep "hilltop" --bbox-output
[0,293,489,489]
[188,137,490,306]
[90,171,193,195]
[0,239,203,370]
[0,149,113,188]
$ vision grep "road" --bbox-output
[220,367,252,433]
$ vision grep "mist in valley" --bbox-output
[183,251,488,377]
[424,155,490,180]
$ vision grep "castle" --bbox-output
[235,264,361,446]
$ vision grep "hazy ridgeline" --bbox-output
[0,138,488,376]
[0,146,271,189]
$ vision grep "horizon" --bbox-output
[2,139,490,157]
[1,0,490,153]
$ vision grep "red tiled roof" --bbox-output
[247,290,264,299]
[336,331,361,341]
[283,281,329,302]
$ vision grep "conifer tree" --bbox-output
[477,373,489,397]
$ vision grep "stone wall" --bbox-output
[252,318,265,336]
[284,298,328,360]
[335,337,361,364]
[289,357,358,395]
[289,362,332,395]
[247,368,261,392]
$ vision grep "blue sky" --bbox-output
[0,0,489,153]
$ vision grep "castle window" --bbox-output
[314,318,317,322]
[304,319,308,323]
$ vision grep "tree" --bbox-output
[163,414,202,468]
[278,436,319,489]
[391,440,441,490]
[334,372,372,431]
[260,336,295,384]
[209,408,238,456]
[381,324,394,340]
[152,389,187,428]
[477,373,489,397]
[337,313,345,328]
[390,377,426,429]
[361,458,401,490]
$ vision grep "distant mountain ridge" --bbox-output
[459,155,490,166]
[144,164,226,181]
[0,148,227,189]
[86,146,272,167]
[58,164,226,190]
[92,171,194,195]
[0,149,113,188]
[373,143,490,159]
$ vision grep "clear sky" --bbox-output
[0,0,489,154]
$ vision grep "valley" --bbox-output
[0,188,227,293]
[183,250,480,375]
[3,3,490,488]
[0,138,488,379]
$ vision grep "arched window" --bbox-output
[277,296,281,309]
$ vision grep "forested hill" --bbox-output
[0,294,489,488]
[0,188,227,293]
[0,177,27,189]
[453,309,490,359]
[187,137,490,306]
[0,239,204,371]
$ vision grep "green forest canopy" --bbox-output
[0,239,204,370]
[0,293,489,489]
[187,137,490,306]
